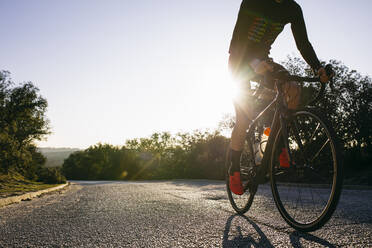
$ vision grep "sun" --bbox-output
[203,68,239,115]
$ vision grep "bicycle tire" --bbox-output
[226,141,257,215]
[270,108,343,232]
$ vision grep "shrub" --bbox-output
[37,167,66,184]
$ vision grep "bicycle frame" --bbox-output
[246,79,293,176]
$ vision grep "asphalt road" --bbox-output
[0,180,371,247]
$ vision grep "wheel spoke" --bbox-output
[286,183,291,203]
[290,119,309,164]
[293,186,302,219]
[310,139,330,163]
[310,186,315,207]
[310,167,334,181]
[307,169,332,183]
[313,188,329,207]
[309,123,321,142]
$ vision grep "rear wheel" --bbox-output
[226,138,258,214]
[270,109,343,232]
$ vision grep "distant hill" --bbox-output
[38,147,81,167]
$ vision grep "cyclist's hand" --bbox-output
[317,67,333,83]
[251,60,274,75]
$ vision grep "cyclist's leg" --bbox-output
[229,57,279,163]
[228,52,255,173]
[230,95,252,172]
[228,53,255,194]
[228,89,254,195]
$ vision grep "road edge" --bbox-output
[0,182,69,208]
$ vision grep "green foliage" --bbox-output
[62,143,140,180]
[0,70,50,181]
[62,131,229,180]
[37,167,66,184]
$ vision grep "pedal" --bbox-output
[253,167,270,184]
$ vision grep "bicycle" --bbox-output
[225,65,343,232]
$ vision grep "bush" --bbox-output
[37,167,66,184]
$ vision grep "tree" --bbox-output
[62,143,140,180]
[0,71,50,176]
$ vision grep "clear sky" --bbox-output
[1,0,371,148]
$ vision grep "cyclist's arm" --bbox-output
[291,4,321,72]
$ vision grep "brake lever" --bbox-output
[324,64,335,92]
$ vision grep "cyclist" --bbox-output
[228,0,332,195]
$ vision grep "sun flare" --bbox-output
[208,69,240,106]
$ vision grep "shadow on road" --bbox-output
[222,214,274,248]
[289,231,336,248]
[222,214,337,248]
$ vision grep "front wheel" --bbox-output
[226,141,257,215]
[270,109,343,232]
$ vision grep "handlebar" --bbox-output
[286,75,325,106]
[266,64,334,106]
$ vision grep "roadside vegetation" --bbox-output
[62,57,371,185]
[62,131,229,180]
[0,71,65,197]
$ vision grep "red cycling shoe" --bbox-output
[229,172,244,195]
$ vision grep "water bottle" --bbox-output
[254,127,271,166]
[254,141,262,166]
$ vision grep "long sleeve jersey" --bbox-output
[229,0,321,71]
